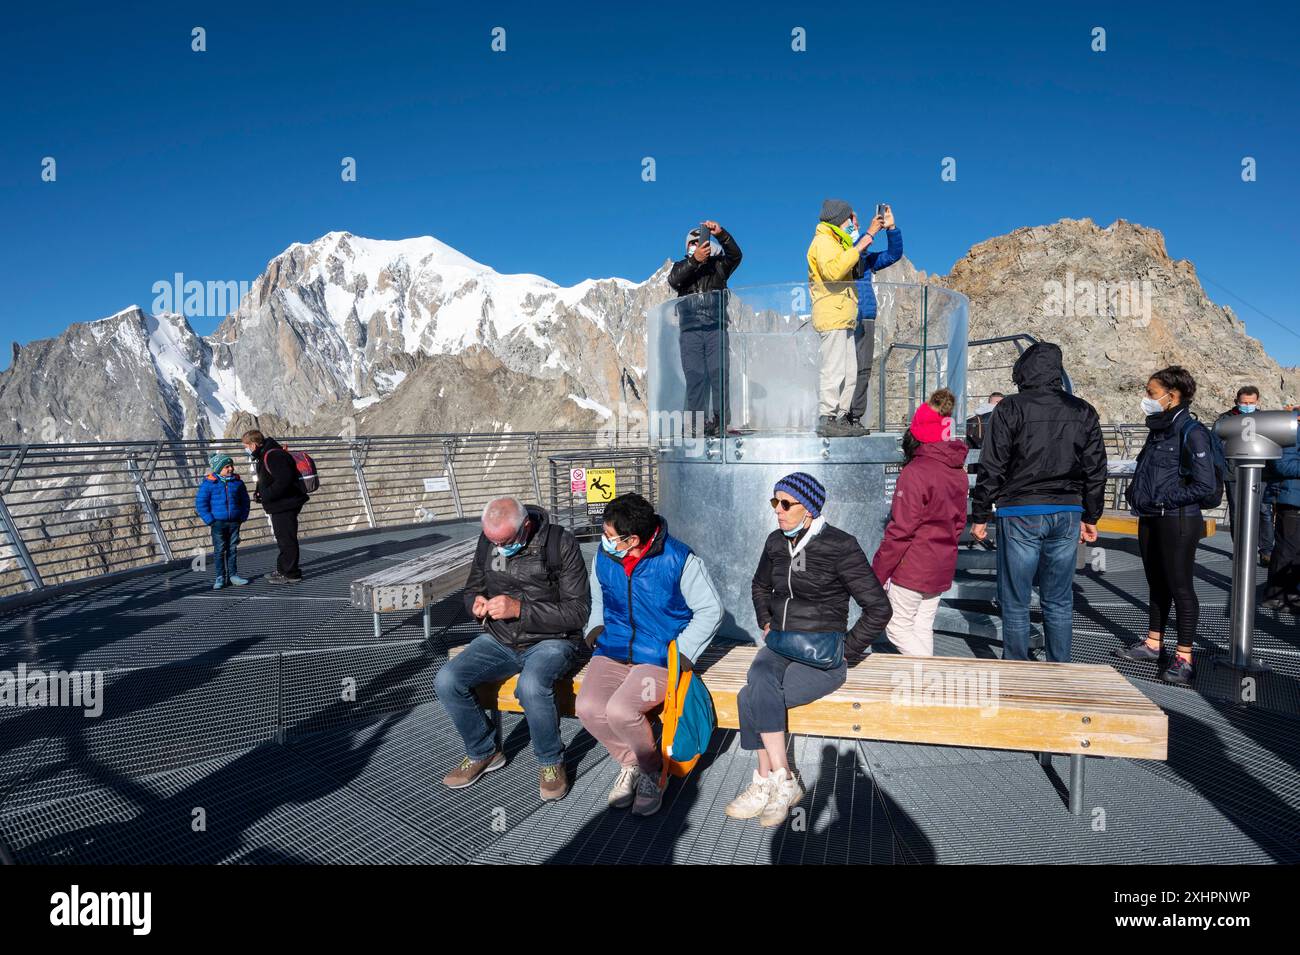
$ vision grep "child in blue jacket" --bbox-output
[195,453,252,589]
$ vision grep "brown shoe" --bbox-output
[442,751,506,789]
[539,763,569,802]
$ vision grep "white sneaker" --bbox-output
[608,765,640,809]
[631,771,665,817]
[725,770,773,820]
[759,768,804,828]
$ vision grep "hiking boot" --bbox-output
[212,578,227,591]
[607,765,639,808]
[630,771,664,817]
[1114,640,1162,663]
[817,415,853,438]
[442,751,507,789]
[1161,655,1195,686]
[725,770,773,820]
[703,418,721,438]
[229,575,250,586]
[759,768,804,828]
[840,415,869,436]
[266,571,288,584]
[539,763,568,802]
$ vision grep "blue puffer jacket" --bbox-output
[855,227,903,320]
[195,474,251,524]
[1266,444,1300,509]
[593,523,694,668]
[1127,407,1218,517]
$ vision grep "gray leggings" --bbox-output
[737,646,848,750]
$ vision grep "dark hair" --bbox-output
[1236,385,1260,402]
[602,493,658,541]
[989,391,1005,400]
[1149,366,1197,406]
[901,430,922,463]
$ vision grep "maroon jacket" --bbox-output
[872,439,971,594]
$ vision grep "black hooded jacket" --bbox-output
[252,437,310,514]
[462,505,592,649]
[668,228,743,332]
[970,343,1108,524]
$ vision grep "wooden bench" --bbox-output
[350,537,478,640]
[1096,510,1216,538]
[449,642,1168,814]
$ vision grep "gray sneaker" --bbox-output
[1161,655,1195,686]
[630,772,664,817]
[1114,640,1162,663]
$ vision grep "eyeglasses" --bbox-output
[770,498,803,512]
[603,532,630,545]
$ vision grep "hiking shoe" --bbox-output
[607,765,640,808]
[442,751,507,789]
[540,763,569,802]
[1114,640,1162,663]
[1161,656,1195,686]
[229,575,250,586]
[725,770,773,820]
[266,571,288,584]
[630,772,664,817]
[212,578,227,591]
[703,418,721,438]
[759,768,804,828]
[1261,596,1286,611]
[840,415,868,436]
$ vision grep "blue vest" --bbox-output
[594,530,693,668]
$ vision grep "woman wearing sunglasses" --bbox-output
[727,472,892,827]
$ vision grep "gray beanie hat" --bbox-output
[819,198,854,224]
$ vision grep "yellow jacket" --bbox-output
[807,222,861,332]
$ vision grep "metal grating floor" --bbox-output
[2,524,1297,864]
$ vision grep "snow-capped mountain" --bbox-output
[0,232,670,443]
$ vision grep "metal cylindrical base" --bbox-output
[1229,465,1264,669]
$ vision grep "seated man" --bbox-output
[434,497,591,802]
[576,493,722,818]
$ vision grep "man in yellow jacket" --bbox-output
[807,199,879,437]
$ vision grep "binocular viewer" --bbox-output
[1214,409,1298,461]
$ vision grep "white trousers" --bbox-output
[885,583,942,656]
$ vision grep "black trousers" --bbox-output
[848,319,876,420]
[1138,515,1201,650]
[1264,504,1300,603]
[269,507,303,578]
[680,326,728,427]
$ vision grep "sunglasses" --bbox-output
[770,498,804,512]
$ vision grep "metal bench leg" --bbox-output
[373,612,381,640]
[423,605,431,643]
[493,707,504,751]
[1069,754,1086,815]
[1037,752,1051,768]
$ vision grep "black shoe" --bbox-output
[703,418,721,438]
[1161,655,1195,686]
[1261,596,1286,611]
[1114,640,1162,663]
[840,415,868,436]
[816,415,841,437]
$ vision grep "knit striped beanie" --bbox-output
[774,472,826,518]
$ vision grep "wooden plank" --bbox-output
[450,643,1168,761]
[349,537,478,610]
[1097,512,1215,538]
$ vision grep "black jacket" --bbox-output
[1125,406,1217,518]
[751,521,892,662]
[971,343,1108,524]
[668,228,742,332]
[462,505,591,649]
[252,437,310,514]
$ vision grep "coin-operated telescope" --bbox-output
[1214,410,1299,672]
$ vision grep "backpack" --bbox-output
[473,521,564,585]
[1177,415,1226,510]
[275,445,320,493]
[660,638,716,783]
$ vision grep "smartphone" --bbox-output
[875,203,886,219]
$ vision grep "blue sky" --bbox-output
[2,1,1297,371]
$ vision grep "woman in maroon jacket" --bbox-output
[872,391,971,655]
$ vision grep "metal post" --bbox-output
[0,492,43,590]
[528,435,543,505]
[1225,464,1268,672]
[373,612,381,640]
[127,453,174,562]
[442,440,464,519]
[350,439,377,528]
[1068,754,1086,815]
[423,605,431,643]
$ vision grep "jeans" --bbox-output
[737,646,847,750]
[996,510,1080,662]
[210,520,240,582]
[680,326,728,428]
[434,633,580,766]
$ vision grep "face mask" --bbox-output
[496,541,524,558]
[1239,404,1257,414]
[600,535,629,558]
[847,224,860,242]
[1141,396,1166,416]
[782,526,803,539]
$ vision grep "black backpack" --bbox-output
[473,523,565,586]
[1177,415,1226,510]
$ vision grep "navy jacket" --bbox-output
[1126,407,1217,518]
[195,474,251,524]
[855,227,903,320]
[1266,444,1300,509]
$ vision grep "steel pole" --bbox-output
[1226,463,1267,671]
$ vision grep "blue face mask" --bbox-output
[601,534,629,558]
[1239,404,1257,414]
[496,541,524,558]
[782,525,803,539]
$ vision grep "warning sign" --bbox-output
[570,467,587,494]
[585,468,617,517]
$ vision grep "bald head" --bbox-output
[482,497,528,545]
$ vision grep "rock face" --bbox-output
[940,219,1297,421]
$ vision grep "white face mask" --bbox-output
[847,223,860,242]
[1141,395,1167,416]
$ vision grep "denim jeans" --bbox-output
[996,510,1080,662]
[210,520,240,582]
[434,633,580,766]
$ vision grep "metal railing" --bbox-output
[0,431,650,601]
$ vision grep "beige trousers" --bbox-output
[885,583,942,656]
[818,328,857,418]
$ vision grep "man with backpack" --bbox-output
[434,497,591,802]
[241,429,310,583]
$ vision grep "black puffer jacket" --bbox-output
[668,228,742,332]
[1126,406,1217,517]
[462,505,592,648]
[971,343,1108,524]
[751,520,892,661]
[252,437,310,514]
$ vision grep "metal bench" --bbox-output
[449,642,1168,814]
[350,537,479,640]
